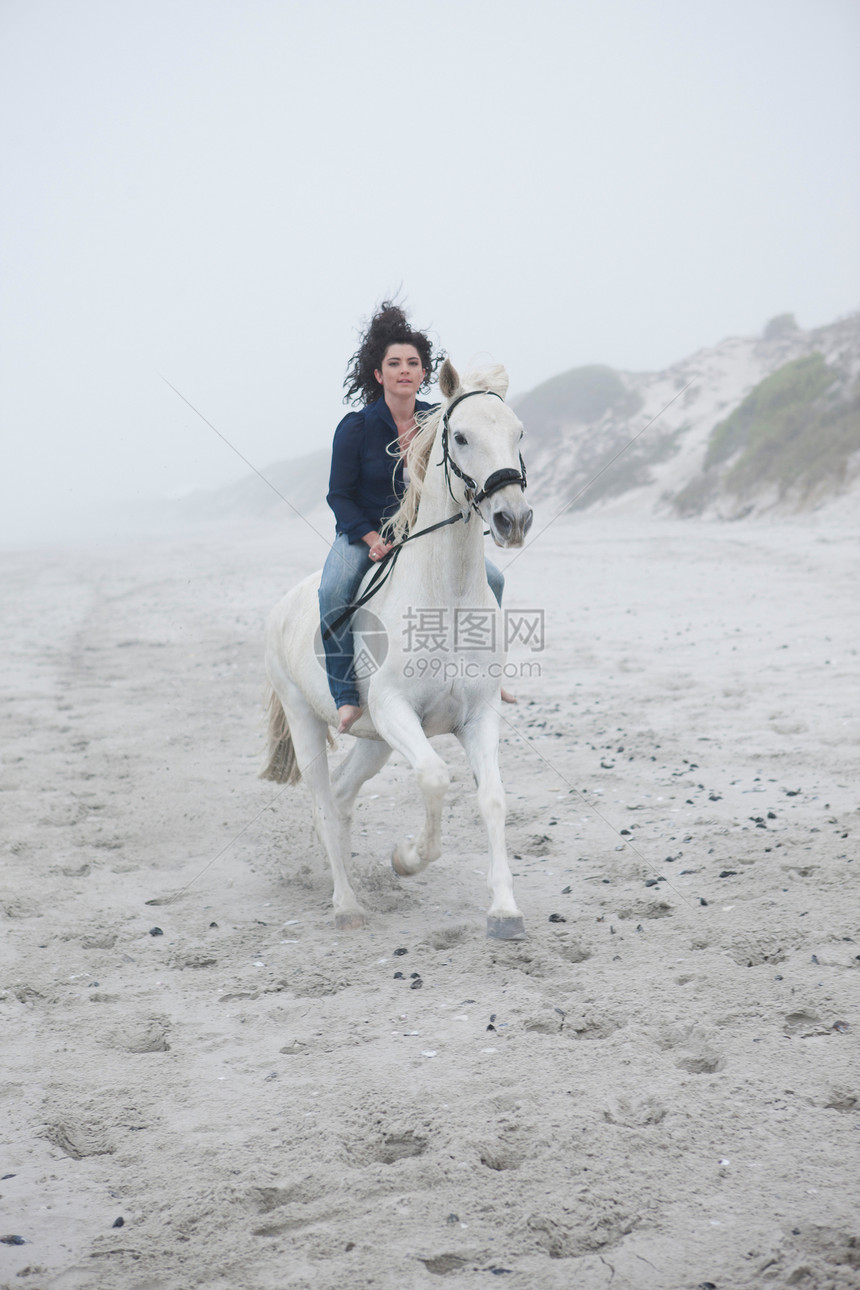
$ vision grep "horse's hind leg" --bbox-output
[331,738,392,817]
[275,680,366,930]
[456,712,525,940]
[371,699,449,877]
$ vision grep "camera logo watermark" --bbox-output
[314,608,390,681]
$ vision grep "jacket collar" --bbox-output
[365,395,431,434]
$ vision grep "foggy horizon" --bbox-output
[2,0,859,545]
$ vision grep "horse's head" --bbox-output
[439,359,533,547]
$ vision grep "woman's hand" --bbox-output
[363,531,393,562]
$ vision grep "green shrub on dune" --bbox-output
[704,354,860,500]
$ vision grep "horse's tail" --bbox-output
[260,686,302,785]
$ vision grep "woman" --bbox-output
[319,302,505,734]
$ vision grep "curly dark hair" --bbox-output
[343,301,444,405]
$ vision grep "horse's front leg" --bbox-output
[457,708,525,940]
[371,698,449,877]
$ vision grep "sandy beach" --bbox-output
[2,512,858,1290]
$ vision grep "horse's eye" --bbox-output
[454,432,467,446]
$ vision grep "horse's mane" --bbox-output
[381,365,509,545]
[381,405,443,545]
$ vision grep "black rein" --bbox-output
[322,390,527,641]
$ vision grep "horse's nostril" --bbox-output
[495,510,514,537]
[523,508,534,535]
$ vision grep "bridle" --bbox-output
[440,389,527,513]
[323,388,528,641]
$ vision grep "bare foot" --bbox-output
[337,704,363,734]
[500,687,517,704]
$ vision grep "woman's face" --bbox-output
[374,344,426,401]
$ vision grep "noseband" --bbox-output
[440,389,528,511]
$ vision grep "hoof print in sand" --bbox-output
[523,1009,565,1034]
[783,1011,835,1039]
[552,937,592,965]
[658,1023,724,1073]
[348,1128,428,1167]
[267,971,350,998]
[169,951,218,970]
[757,1223,860,1284]
[603,1096,668,1127]
[478,1142,526,1172]
[111,1017,171,1053]
[821,1087,858,1112]
[616,900,673,921]
[44,1119,115,1160]
[422,923,473,951]
[727,931,798,967]
[676,1050,725,1074]
[248,1181,323,1214]
[418,1253,470,1275]
[568,1012,622,1041]
[523,1198,637,1257]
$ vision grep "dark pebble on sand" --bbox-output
[718,871,737,878]
[393,947,408,956]
[0,1236,26,1246]
[112,1217,124,1228]
[700,898,708,906]
[548,913,567,922]
[393,971,405,979]
[410,977,423,990]
[149,927,163,936]
[1,1174,15,1181]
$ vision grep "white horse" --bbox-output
[261,359,533,938]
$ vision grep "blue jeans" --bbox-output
[318,533,505,708]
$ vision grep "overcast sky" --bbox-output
[2,0,858,543]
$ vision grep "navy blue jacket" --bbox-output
[326,397,433,543]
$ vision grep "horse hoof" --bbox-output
[335,911,366,931]
[487,915,526,941]
[391,845,417,877]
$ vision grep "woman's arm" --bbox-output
[326,413,377,542]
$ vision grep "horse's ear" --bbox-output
[439,359,460,399]
[472,364,509,399]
